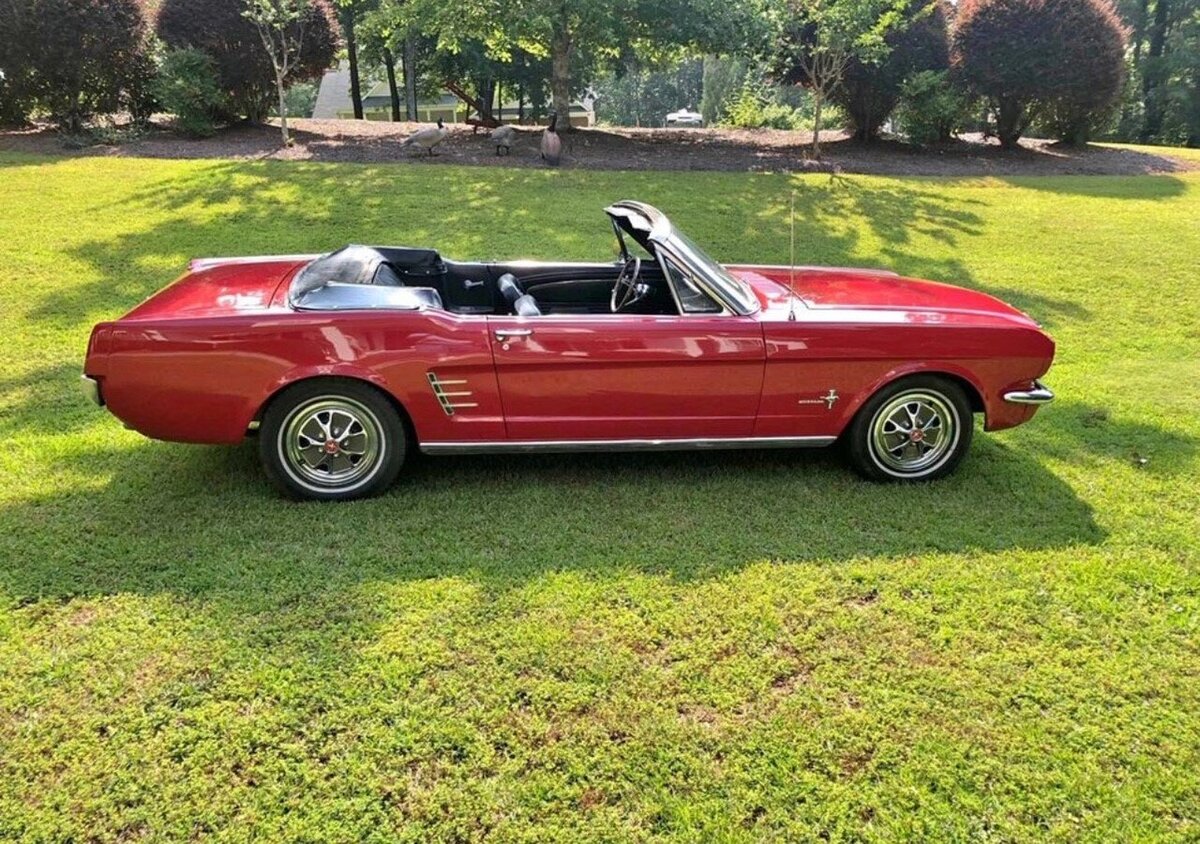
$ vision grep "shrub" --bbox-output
[896,69,975,145]
[0,7,33,127]
[724,86,803,129]
[123,35,162,128]
[700,55,749,125]
[0,74,34,128]
[0,0,150,131]
[835,0,951,142]
[276,82,320,120]
[952,0,1128,148]
[153,48,228,137]
[157,0,339,122]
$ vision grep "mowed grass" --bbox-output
[1,152,1198,842]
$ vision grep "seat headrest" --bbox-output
[513,294,542,317]
[497,273,522,305]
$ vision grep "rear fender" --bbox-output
[249,364,395,431]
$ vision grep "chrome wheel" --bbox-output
[278,396,384,492]
[869,390,960,477]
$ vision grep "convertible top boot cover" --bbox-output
[376,246,446,284]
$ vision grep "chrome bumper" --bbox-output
[1003,379,1054,405]
[80,374,103,406]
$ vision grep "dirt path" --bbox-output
[2,118,1195,177]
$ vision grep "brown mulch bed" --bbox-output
[2,118,1195,177]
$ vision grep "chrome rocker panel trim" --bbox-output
[80,374,103,406]
[420,435,837,455]
[1002,380,1055,405]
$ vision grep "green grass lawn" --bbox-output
[1,153,1198,842]
[1099,141,1200,163]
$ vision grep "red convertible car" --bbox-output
[82,201,1055,501]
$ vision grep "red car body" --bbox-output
[82,202,1054,496]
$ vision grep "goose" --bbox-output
[540,112,562,165]
[489,124,517,155]
[400,118,449,156]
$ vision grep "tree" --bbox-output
[776,0,911,157]
[1126,0,1200,143]
[244,0,327,144]
[953,0,1127,147]
[0,2,36,127]
[158,0,339,122]
[700,55,749,124]
[404,0,760,131]
[358,1,406,120]
[594,57,704,127]
[0,0,151,131]
[336,1,369,119]
[834,0,949,141]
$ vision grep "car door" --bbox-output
[486,312,766,440]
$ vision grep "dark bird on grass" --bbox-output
[540,112,562,166]
[490,124,517,155]
[400,118,448,156]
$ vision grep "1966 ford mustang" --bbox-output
[82,201,1055,501]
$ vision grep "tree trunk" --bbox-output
[1132,0,1149,66]
[343,8,364,120]
[479,77,495,122]
[811,88,823,158]
[403,32,418,121]
[384,49,401,122]
[1141,0,1171,141]
[996,98,1024,149]
[550,19,571,131]
[276,70,290,146]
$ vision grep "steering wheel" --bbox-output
[610,256,642,313]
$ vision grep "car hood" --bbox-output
[727,265,1039,326]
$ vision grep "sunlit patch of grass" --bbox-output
[0,153,1198,840]
[1097,141,1200,163]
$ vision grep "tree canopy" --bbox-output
[157,0,339,121]
[953,0,1127,146]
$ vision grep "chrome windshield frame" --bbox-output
[604,200,759,316]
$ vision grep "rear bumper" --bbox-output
[1002,379,1054,405]
[80,374,104,406]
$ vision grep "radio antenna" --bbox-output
[787,190,798,322]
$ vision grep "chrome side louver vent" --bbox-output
[427,372,477,416]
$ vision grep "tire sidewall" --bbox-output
[848,375,974,482]
[259,379,406,501]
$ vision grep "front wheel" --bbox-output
[846,376,973,482]
[259,379,406,501]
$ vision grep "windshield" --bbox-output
[665,228,759,314]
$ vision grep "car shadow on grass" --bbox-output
[0,419,1112,610]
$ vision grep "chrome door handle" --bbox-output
[494,329,533,340]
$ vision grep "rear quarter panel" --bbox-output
[95,310,503,444]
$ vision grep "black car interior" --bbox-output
[293,244,687,317]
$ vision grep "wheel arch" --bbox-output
[252,374,418,446]
[844,365,987,432]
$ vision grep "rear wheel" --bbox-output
[846,375,973,482]
[259,379,405,501]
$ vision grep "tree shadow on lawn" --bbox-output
[27,160,1095,330]
[0,417,1114,610]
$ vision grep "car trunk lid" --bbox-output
[119,256,312,321]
